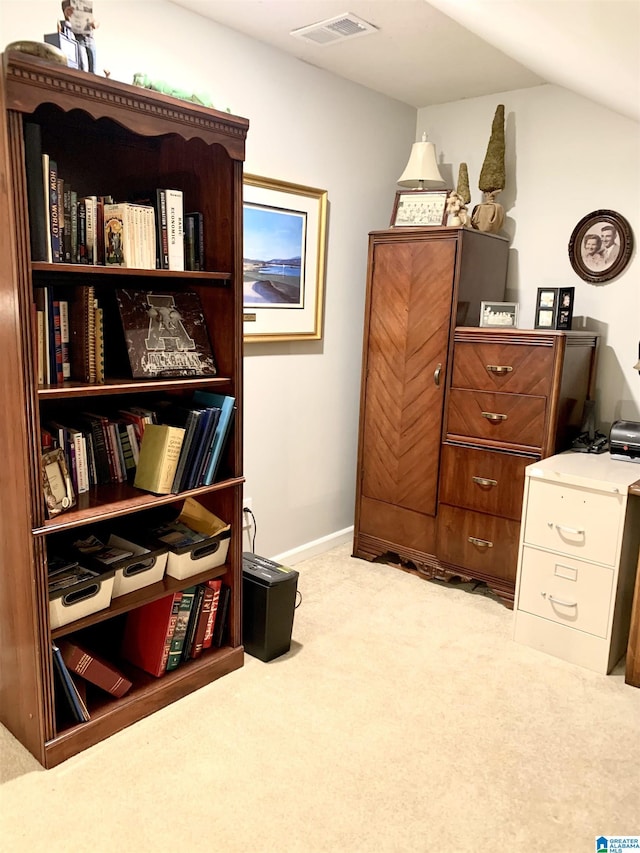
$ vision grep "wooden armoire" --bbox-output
[352,226,599,605]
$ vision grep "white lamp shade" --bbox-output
[398,134,445,188]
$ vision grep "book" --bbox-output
[193,391,236,485]
[121,592,183,677]
[183,407,220,491]
[166,586,197,671]
[133,423,185,494]
[58,638,132,698]
[181,585,205,661]
[155,189,169,269]
[52,642,90,723]
[69,285,97,383]
[211,583,231,647]
[41,152,52,262]
[189,584,215,659]
[185,212,204,271]
[115,289,217,379]
[59,299,70,379]
[24,122,48,262]
[48,158,61,263]
[202,578,223,651]
[165,188,184,271]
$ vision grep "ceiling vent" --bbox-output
[290,13,379,46]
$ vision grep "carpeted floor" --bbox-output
[1,542,639,852]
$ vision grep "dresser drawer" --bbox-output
[437,505,520,583]
[517,546,613,637]
[447,389,546,448]
[439,444,530,520]
[452,342,554,395]
[523,478,623,565]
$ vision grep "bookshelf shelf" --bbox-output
[0,50,248,767]
[33,476,245,535]
[32,262,231,281]
[38,375,234,399]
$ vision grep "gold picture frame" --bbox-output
[243,175,328,342]
[41,447,75,517]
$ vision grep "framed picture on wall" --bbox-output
[534,287,574,330]
[568,209,633,284]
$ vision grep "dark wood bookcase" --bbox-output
[0,51,249,767]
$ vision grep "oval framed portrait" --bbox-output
[568,209,634,284]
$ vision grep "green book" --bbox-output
[166,586,197,671]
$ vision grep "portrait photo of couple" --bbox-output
[581,222,620,271]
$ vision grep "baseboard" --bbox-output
[271,526,354,566]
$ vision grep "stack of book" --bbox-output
[120,581,231,676]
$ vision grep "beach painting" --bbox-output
[243,204,306,308]
[243,175,328,342]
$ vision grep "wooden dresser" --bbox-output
[353,229,599,605]
[437,327,599,604]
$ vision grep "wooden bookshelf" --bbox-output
[0,51,249,767]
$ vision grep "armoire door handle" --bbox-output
[434,363,442,386]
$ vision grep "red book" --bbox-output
[189,585,214,659]
[121,592,182,677]
[202,578,222,650]
[58,638,132,698]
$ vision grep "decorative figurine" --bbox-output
[471,105,506,234]
[446,163,471,227]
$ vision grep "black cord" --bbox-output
[243,506,257,553]
[295,590,302,609]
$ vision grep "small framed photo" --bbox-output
[568,209,633,284]
[391,190,449,227]
[534,287,575,330]
[41,448,75,518]
[479,301,519,328]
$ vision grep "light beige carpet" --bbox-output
[1,542,639,852]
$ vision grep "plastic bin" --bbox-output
[242,552,299,662]
[150,521,231,580]
[49,567,115,630]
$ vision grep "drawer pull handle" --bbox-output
[481,411,507,423]
[551,524,585,536]
[468,536,493,548]
[472,476,498,488]
[486,365,513,375]
[434,363,442,386]
[541,592,577,608]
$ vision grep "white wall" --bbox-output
[0,1,416,561]
[419,85,640,428]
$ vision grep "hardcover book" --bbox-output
[115,289,217,379]
[121,592,183,677]
[133,423,185,494]
[166,586,197,671]
[58,638,132,698]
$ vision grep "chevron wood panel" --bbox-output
[437,504,520,583]
[447,390,546,448]
[361,239,455,515]
[452,342,554,394]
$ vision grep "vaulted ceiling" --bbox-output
[169,0,639,121]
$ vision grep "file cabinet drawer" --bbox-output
[517,546,613,638]
[523,478,622,565]
[437,505,520,583]
[447,389,546,448]
[439,443,530,521]
[452,342,554,395]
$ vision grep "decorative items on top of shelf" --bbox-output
[479,300,519,328]
[568,209,633,284]
[44,0,98,73]
[397,131,445,190]
[242,174,327,342]
[534,287,575,330]
[391,189,449,227]
[132,73,217,109]
[446,162,471,227]
[471,105,506,234]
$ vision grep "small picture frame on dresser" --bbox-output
[479,301,519,328]
[534,287,575,330]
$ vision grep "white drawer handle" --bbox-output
[549,523,585,536]
[486,364,513,375]
[541,592,577,608]
[472,476,498,488]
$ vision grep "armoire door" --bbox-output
[360,236,456,518]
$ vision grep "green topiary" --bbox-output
[478,105,505,195]
[457,162,471,204]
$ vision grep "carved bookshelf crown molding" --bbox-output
[4,54,248,152]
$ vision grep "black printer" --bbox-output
[609,420,640,463]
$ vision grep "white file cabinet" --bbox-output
[514,453,640,673]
